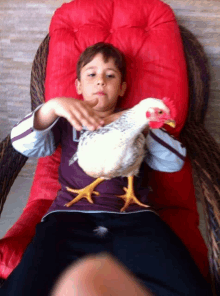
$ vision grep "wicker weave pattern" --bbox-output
[0,135,28,216]
[0,27,219,294]
[30,34,50,111]
[0,35,50,217]
[179,26,220,294]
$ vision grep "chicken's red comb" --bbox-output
[161,97,177,119]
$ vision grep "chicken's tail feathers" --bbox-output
[69,153,78,166]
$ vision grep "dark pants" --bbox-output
[0,211,212,295]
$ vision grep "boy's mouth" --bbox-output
[95,91,106,96]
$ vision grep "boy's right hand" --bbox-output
[34,97,104,131]
[51,97,104,131]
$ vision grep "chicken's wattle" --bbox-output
[149,121,165,129]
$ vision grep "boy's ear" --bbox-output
[75,78,82,95]
[119,82,127,97]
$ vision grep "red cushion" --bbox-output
[0,0,209,280]
[147,157,209,277]
[0,146,61,279]
[45,0,188,137]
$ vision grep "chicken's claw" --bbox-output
[117,187,150,212]
[117,176,150,212]
[65,177,104,207]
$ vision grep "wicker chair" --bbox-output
[0,25,219,295]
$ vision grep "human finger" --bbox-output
[76,105,104,129]
[77,115,103,131]
[81,111,104,129]
[70,108,101,131]
[65,112,85,131]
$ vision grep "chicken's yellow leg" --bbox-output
[117,176,150,212]
[65,177,104,207]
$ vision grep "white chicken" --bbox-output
[65,97,176,212]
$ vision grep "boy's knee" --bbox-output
[51,252,152,296]
[51,253,111,296]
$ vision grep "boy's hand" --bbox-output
[34,97,105,131]
[51,97,104,131]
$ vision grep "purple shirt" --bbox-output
[11,104,186,221]
[46,117,154,221]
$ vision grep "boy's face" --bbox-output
[75,53,126,115]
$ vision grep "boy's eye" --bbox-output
[87,73,115,78]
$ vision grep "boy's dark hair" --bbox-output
[77,42,126,83]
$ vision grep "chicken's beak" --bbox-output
[164,120,176,128]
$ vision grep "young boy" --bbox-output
[3,43,212,296]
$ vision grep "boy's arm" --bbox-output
[11,104,61,158]
[34,97,104,131]
[145,129,186,172]
[11,97,105,158]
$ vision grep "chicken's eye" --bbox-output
[158,110,163,115]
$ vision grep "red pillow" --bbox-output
[0,0,209,280]
[45,0,188,136]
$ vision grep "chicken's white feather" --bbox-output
[69,98,172,180]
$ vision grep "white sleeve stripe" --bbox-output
[11,128,34,143]
[149,130,186,161]
[10,104,59,158]
[13,112,33,127]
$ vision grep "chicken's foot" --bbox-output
[65,177,104,207]
[117,176,150,212]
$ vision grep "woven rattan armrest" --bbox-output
[0,35,49,217]
[179,26,220,294]
[0,135,28,215]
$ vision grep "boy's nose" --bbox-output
[96,76,106,86]
[97,81,105,85]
